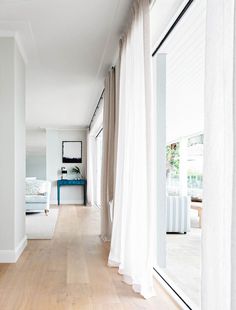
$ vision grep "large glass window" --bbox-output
[187,134,203,200]
[167,134,203,200]
[166,142,180,194]
[151,0,206,307]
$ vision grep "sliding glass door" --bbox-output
[152,0,206,307]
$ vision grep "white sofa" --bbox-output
[25,179,51,215]
[166,196,190,233]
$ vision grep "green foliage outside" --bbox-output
[166,143,180,177]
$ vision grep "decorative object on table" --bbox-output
[62,141,82,163]
[71,165,83,179]
[61,167,67,179]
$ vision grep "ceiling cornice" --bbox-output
[45,127,89,132]
[0,30,27,63]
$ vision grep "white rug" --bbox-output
[26,209,59,240]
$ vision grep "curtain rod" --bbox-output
[152,0,194,57]
[149,0,157,9]
[88,67,115,131]
[95,127,103,139]
[89,89,105,131]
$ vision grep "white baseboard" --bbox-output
[15,236,27,262]
[0,236,27,263]
[50,200,84,205]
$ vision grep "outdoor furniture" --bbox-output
[191,201,203,228]
[166,196,191,233]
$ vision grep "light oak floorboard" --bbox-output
[0,205,179,310]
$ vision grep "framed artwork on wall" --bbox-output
[62,141,82,163]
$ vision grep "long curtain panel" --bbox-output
[202,0,236,309]
[87,131,97,206]
[87,131,96,206]
[87,102,103,207]
[101,68,116,241]
[108,0,156,299]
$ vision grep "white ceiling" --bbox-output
[0,0,132,129]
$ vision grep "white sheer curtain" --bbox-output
[108,0,156,299]
[202,0,236,309]
[87,102,103,207]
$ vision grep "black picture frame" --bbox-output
[62,141,82,163]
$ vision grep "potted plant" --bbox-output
[71,166,83,179]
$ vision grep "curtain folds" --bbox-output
[108,0,155,299]
[101,68,117,241]
[202,0,236,309]
[87,99,103,207]
[87,131,96,206]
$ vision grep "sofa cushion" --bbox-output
[25,195,47,204]
[25,180,47,195]
[26,177,37,181]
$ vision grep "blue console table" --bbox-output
[57,179,87,206]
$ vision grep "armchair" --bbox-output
[25,179,51,215]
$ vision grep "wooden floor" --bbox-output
[0,205,179,310]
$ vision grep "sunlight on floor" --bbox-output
[165,210,201,307]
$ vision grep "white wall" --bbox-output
[26,153,46,179]
[26,129,46,153]
[0,37,26,262]
[0,38,15,253]
[14,40,26,249]
[46,129,87,204]
[26,129,46,179]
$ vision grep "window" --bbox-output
[187,134,203,200]
[166,142,180,194]
[166,134,203,200]
[151,0,206,307]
